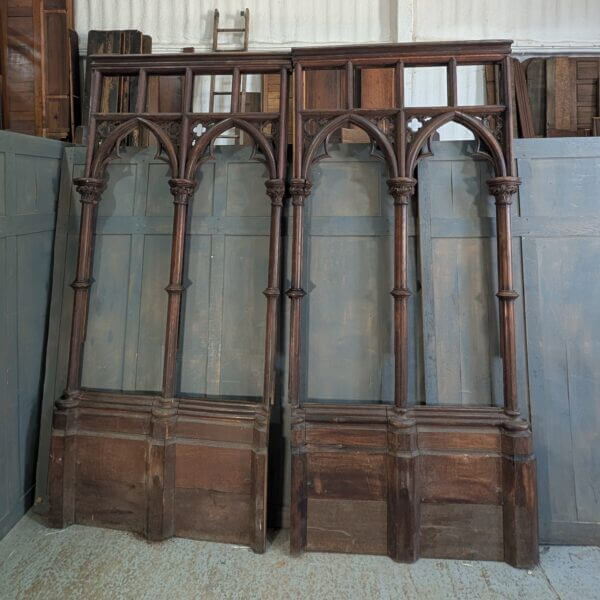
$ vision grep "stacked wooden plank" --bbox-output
[0,0,78,140]
[523,57,600,137]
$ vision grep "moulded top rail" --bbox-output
[87,51,292,75]
[292,39,513,67]
[87,39,513,75]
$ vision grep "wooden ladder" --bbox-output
[209,8,249,142]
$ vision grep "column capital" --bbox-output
[289,178,312,201]
[265,178,285,206]
[387,177,417,204]
[487,176,521,202]
[168,178,196,202]
[73,177,105,204]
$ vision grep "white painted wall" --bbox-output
[74,0,600,54]
[73,0,600,138]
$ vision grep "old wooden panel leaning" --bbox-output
[44,51,290,552]
[288,40,538,567]
[0,131,65,540]
[40,41,539,565]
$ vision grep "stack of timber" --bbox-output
[0,0,79,140]
[514,57,600,138]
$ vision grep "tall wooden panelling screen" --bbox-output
[289,41,538,567]
[47,51,290,551]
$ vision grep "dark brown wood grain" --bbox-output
[47,51,290,553]
[289,41,538,567]
[46,41,538,566]
[0,0,74,138]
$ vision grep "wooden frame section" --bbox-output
[47,51,291,551]
[288,41,538,566]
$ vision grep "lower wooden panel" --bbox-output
[175,488,251,545]
[306,498,387,555]
[47,392,268,551]
[75,479,147,534]
[420,503,503,561]
[294,404,538,567]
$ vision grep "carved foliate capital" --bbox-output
[487,176,521,204]
[74,177,105,205]
[289,178,312,205]
[387,177,417,205]
[265,178,285,206]
[168,178,196,204]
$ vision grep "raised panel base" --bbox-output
[291,404,539,567]
[47,391,269,552]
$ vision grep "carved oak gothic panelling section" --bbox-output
[288,41,538,567]
[304,145,422,404]
[418,141,528,411]
[47,146,270,397]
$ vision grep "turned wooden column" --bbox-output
[386,176,419,562]
[487,176,520,420]
[60,177,106,404]
[387,177,416,411]
[287,177,311,555]
[488,175,539,567]
[147,176,195,541]
[247,178,285,554]
[262,179,286,406]
[287,178,311,409]
[49,176,104,527]
[161,177,197,404]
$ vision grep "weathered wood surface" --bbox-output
[288,43,537,566]
[0,131,65,540]
[516,137,600,544]
[35,144,275,514]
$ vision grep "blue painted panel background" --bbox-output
[0,131,65,540]
[419,138,600,544]
[26,138,600,544]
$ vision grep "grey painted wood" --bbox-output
[304,144,422,405]
[0,131,65,540]
[515,137,600,544]
[418,143,510,408]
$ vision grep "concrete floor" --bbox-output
[0,513,599,599]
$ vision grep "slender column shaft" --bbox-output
[62,178,106,401]
[287,179,311,408]
[161,178,196,402]
[387,177,416,410]
[262,179,285,405]
[488,176,521,417]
